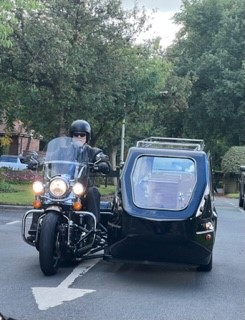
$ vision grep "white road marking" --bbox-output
[32,258,100,311]
[6,221,20,225]
[224,199,245,213]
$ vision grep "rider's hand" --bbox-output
[92,162,110,174]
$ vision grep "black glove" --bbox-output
[96,162,110,174]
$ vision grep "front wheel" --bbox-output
[238,192,243,207]
[39,212,62,276]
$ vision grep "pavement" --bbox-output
[0,204,32,210]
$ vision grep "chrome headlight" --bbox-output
[49,178,68,197]
[33,181,44,195]
[73,182,85,196]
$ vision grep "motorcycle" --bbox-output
[21,151,40,170]
[22,136,112,276]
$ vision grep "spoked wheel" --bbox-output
[39,212,62,276]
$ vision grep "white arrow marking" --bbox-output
[32,258,100,310]
[6,221,20,225]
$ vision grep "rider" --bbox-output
[69,119,111,223]
[28,120,111,239]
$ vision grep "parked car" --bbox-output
[238,165,245,209]
[0,155,28,170]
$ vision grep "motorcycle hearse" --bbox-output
[104,137,217,271]
[22,136,217,274]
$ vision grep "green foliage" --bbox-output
[1,0,244,172]
[0,0,167,146]
[166,0,245,168]
[221,146,245,174]
[0,183,34,205]
[0,181,16,192]
[0,182,115,205]
[0,0,42,47]
[0,135,12,156]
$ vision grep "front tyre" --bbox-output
[243,195,245,211]
[39,212,62,276]
[238,192,243,207]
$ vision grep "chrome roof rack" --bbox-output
[136,137,205,151]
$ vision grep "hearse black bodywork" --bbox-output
[104,137,217,271]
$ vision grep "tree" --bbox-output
[0,0,41,48]
[93,41,170,165]
[0,0,172,169]
[221,146,245,175]
[166,0,245,168]
[0,0,150,138]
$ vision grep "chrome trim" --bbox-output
[40,194,74,202]
[75,211,97,245]
[196,230,215,235]
[49,176,69,198]
[21,209,44,246]
[195,185,210,217]
[75,211,97,229]
[45,205,61,212]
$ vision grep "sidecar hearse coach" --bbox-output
[104,137,217,271]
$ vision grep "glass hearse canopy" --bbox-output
[121,137,209,220]
[132,155,196,210]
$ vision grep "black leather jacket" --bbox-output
[78,144,111,175]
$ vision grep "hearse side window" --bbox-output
[132,156,196,210]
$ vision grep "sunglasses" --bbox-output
[73,132,86,137]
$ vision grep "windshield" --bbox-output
[132,155,196,210]
[43,136,89,179]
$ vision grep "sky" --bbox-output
[121,0,183,48]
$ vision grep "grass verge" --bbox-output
[0,183,115,206]
[225,193,239,199]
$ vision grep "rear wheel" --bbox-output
[197,255,213,272]
[39,212,62,276]
[239,192,243,207]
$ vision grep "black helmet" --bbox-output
[69,120,91,142]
